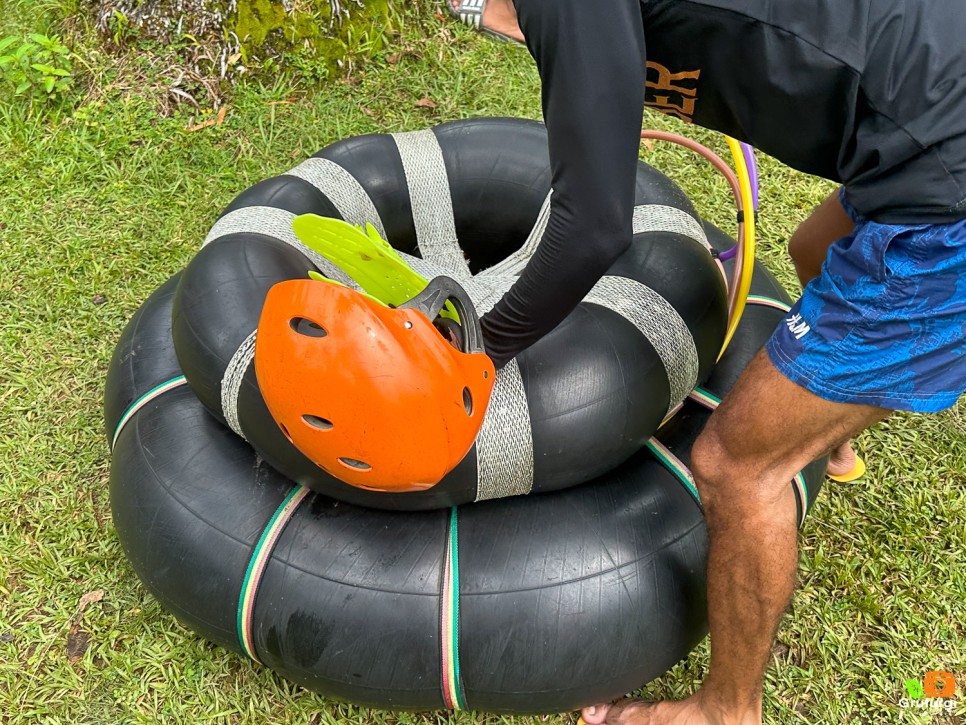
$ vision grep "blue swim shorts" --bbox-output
[766,190,966,413]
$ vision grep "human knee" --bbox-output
[690,426,734,508]
[691,421,791,516]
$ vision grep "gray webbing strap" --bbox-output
[401,251,513,314]
[221,329,257,441]
[474,360,535,501]
[400,250,458,283]
[457,275,516,315]
[391,130,471,276]
[401,250,531,501]
[202,206,360,290]
[285,157,388,240]
[584,276,699,414]
[633,205,710,250]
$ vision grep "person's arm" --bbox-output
[480,0,646,368]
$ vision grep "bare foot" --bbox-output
[450,0,525,43]
[826,440,858,479]
[581,696,760,725]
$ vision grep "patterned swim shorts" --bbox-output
[766,190,966,413]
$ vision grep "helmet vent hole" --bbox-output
[302,415,333,430]
[279,423,292,441]
[338,457,371,472]
[462,387,473,416]
[290,317,327,337]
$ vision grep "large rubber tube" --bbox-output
[107,227,824,713]
[171,118,728,508]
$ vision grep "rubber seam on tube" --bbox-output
[391,130,471,276]
[237,485,311,663]
[474,359,535,501]
[440,507,466,710]
[111,376,188,451]
[221,330,256,441]
[284,157,388,240]
[585,276,698,415]
[202,206,360,290]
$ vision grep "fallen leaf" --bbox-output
[77,590,105,616]
[215,106,227,126]
[415,96,437,109]
[641,138,655,152]
[361,107,377,117]
[386,52,402,64]
[185,117,216,133]
[227,53,241,65]
[66,625,90,663]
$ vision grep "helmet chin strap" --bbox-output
[399,276,487,355]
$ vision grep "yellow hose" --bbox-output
[718,136,757,359]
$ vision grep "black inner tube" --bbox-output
[105,118,825,713]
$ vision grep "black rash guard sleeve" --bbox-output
[479,0,646,369]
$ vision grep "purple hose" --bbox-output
[740,141,759,210]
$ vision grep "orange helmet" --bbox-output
[254,276,495,493]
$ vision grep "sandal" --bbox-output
[826,453,866,482]
[447,0,526,46]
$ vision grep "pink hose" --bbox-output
[640,129,747,322]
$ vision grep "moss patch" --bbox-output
[234,0,288,48]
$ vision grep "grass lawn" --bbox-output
[1,1,964,723]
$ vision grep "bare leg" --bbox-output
[449,0,525,43]
[787,190,855,284]
[788,190,862,479]
[581,351,890,724]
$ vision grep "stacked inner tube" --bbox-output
[171,117,728,508]
[105,118,825,713]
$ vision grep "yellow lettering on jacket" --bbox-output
[645,61,701,123]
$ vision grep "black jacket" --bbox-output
[480,0,966,367]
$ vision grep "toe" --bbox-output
[582,699,655,725]
[580,704,611,725]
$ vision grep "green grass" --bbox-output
[1,2,964,723]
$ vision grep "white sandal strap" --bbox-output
[458,0,485,29]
